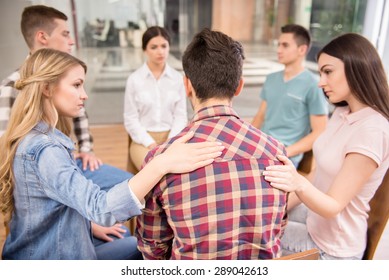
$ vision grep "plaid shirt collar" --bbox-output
[191,105,240,123]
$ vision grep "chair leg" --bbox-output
[127,136,139,175]
[124,217,137,235]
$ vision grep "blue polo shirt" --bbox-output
[261,70,328,163]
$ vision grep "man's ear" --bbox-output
[183,76,193,98]
[36,31,48,46]
[234,77,244,97]
[299,44,308,56]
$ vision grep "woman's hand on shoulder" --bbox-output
[263,154,310,193]
[159,131,225,174]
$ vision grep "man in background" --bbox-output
[251,24,328,167]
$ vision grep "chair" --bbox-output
[126,135,139,175]
[297,150,314,175]
[275,248,320,260]
[363,168,389,260]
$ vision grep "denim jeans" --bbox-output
[93,225,143,260]
[77,159,134,191]
[77,159,141,259]
[282,204,362,260]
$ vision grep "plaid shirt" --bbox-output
[0,70,93,152]
[136,105,288,260]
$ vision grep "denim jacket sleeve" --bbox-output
[35,143,141,225]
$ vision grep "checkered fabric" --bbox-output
[136,105,288,260]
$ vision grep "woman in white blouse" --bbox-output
[124,26,188,171]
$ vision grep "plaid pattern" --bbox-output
[136,105,288,260]
[0,70,93,152]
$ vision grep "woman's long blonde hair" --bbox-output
[0,48,87,221]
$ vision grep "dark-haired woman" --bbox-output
[124,26,187,171]
[263,33,389,260]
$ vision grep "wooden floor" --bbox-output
[0,124,129,258]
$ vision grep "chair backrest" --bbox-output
[297,150,314,175]
[363,168,389,260]
[275,248,320,260]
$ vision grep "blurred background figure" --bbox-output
[124,26,187,172]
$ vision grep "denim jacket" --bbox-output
[2,122,141,259]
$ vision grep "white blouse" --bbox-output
[123,63,188,147]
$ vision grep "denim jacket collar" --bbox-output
[33,121,75,151]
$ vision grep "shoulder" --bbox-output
[163,65,184,86]
[166,64,183,77]
[299,70,320,85]
[266,70,283,80]
[263,71,284,89]
[17,132,56,158]
[127,64,147,80]
[248,122,285,150]
[18,127,72,159]
[361,111,389,132]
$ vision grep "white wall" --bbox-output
[363,0,389,76]
[0,0,30,80]
[0,0,73,80]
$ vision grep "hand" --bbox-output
[159,131,225,174]
[74,152,103,171]
[263,154,309,192]
[91,223,126,242]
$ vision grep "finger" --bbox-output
[264,174,288,184]
[185,144,224,157]
[191,150,223,163]
[82,160,88,171]
[276,154,294,166]
[100,234,113,242]
[114,224,126,233]
[90,160,99,171]
[109,231,124,239]
[188,141,222,149]
[91,161,100,171]
[268,182,290,192]
[191,158,215,170]
[173,131,194,144]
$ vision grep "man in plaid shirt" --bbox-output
[136,28,288,260]
[0,5,140,260]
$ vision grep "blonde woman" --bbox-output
[0,48,224,259]
[124,26,188,171]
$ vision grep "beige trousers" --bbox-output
[129,131,170,171]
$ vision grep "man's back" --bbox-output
[136,105,287,260]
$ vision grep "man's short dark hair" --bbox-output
[182,28,245,102]
[21,5,68,49]
[281,24,311,49]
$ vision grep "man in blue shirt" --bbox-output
[252,24,328,167]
